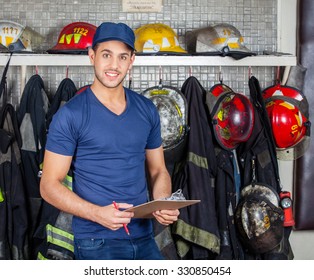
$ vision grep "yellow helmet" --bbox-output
[134,23,187,54]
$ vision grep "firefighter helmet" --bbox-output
[209,85,254,150]
[0,20,44,52]
[141,86,188,151]
[235,183,284,254]
[48,22,97,54]
[262,84,310,151]
[186,23,256,59]
[134,23,187,54]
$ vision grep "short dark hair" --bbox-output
[92,43,135,56]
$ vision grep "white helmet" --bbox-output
[0,20,44,52]
[186,23,256,59]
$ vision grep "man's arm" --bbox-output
[40,150,133,231]
[145,146,180,225]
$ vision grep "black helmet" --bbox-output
[141,86,188,151]
[235,183,284,254]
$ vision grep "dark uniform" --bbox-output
[172,76,220,259]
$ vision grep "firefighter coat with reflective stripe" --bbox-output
[236,76,293,260]
[17,74,50,258]
[0,103,29,259]
[33,77,77,260]
[172,76,220,259]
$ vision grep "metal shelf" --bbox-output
[0,53,297,67]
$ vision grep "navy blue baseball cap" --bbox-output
[92,22,135,50]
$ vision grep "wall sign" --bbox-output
[122,0,162,12]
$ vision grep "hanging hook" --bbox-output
[35,65,39,75]
[189,65,192,77]
[128,68,132,89]
[248,66,252,80]
[158,65,163,89]
[276,66,281,85]
[219,66,223,83]
[66,65,69,79]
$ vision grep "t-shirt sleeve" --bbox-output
[45,106,78,156]
[145,104,162,150]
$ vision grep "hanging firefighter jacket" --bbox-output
[0,105,30,260]
[171,76,220,259]
[237,76,281,191]
[33,77,77,260]
[0,55,29,259]
[17,74,50,258]
[236,76,294,260]
[206,82,248,260]
[46,77,77,128]
[213,147,244,260]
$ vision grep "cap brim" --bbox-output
[93,37,135,50]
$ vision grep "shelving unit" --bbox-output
[0,53,297,67]
[0,53,297,96]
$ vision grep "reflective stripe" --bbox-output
[173,219,220,257]
[37,251,48,260]
[173,152,209,176]
[62,174,73,190]
[46,224,74,253]
[187,152,208,169]
[0,187,4,202]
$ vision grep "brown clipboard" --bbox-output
[124,199,201,218]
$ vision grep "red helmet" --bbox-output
[263,84,310,149]
[210,86,254,150]
[48,22,97,54]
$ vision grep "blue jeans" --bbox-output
[74,234,164,260]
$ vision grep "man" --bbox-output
[40,22,180,260]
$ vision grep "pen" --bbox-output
[112,201,130,236]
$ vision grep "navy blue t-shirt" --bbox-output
[45,86,162,239]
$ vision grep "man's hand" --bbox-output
[94,203,134,231]
[152,209,180,226]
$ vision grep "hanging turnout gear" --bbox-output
[236,76,294,260]
[17,74,50,259]
[47,22,97,54]
[33,78,77,260]
[0,54,29,259]
[141,80,189,259]
[171,76,220,259]
[134,23,187,55]
[0,20,44,52]
[46,78,77,127]
[205,82,245,260]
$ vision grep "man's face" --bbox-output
[89,40,135,90]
